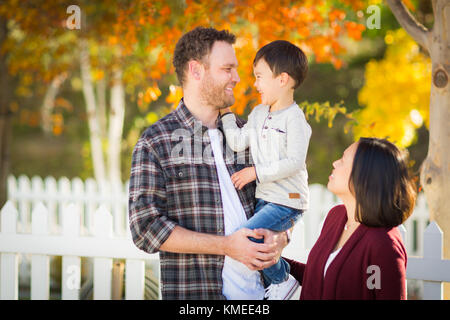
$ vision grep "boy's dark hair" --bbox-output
[253,40,308,89]
[173,27,236,87]
[350,137,417,228]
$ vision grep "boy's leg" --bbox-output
[241,201,302,284]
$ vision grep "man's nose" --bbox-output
[232,69,240,83]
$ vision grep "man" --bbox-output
[128,27,288,300]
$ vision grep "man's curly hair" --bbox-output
[173,27,236,87]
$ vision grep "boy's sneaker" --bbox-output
[264,274,300,300]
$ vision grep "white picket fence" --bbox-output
[0,201,157,300]
[6,175,129,237]
[1,174,448,300]
[6,175,430,256]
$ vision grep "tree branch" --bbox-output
[386,0,430,52]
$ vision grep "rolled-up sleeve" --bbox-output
[128,138,177,254]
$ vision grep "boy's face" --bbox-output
[253,58,282,106]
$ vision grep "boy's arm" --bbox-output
[255,113,311,184]
[220,108,254,152]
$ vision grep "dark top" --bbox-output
[285,204,407,300]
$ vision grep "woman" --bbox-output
[285,137,416,299]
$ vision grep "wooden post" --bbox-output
[112,261,124,300]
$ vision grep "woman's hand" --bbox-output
[231,167,256,190]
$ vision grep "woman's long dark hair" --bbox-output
[350,137,417,228]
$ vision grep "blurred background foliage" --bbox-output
[2,0,432,186]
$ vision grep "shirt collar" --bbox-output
[174,98,225,135]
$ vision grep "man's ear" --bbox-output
[188,60,204,81]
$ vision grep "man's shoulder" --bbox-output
[139,111,183,151]
[140,110,183,145]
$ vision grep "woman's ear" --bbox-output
[188,60,204,81]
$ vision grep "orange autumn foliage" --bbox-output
[114,0,366,115]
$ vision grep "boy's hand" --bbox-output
[231,167,256,190]
[219,107,232,116]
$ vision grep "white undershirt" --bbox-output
[208,129,264,300]
[323,248,342,277]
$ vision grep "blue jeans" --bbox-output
[241,198,302,286]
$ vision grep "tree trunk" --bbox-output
[387,0,450,298]
[80,39,107,185]
[0,16,12,208]
[41,73,68,134]
[96,76,107,140]
[108,68,125,190]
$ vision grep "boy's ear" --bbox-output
[278,72,291,87]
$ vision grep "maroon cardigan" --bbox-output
[285,205,407,300]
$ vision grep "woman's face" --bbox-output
[327,142,359,197]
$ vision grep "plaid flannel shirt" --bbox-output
[128,99,256,300]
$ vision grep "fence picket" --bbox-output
[0,202,19,300]
[61,204,81,300]
[44,176,58,234]
[93,205,113,300]
[6,176,17,207]
[72,177,85,234]
[17,175,31,234]
[422,222,443,300]
[31,202,50,300]
[85,178,97,235]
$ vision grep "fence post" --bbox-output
[61,203,81,300]
[0,201,19,300]
[422,222,443,300]
[125,259,145,300]
[31,202,50,300]
[93,205,113,300]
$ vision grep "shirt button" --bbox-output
[178,171,183,177]
[268,116,272,120]
[264,126,268,129]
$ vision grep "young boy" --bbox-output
[219,40,311,300]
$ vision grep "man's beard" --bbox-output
[200,72,235,110]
